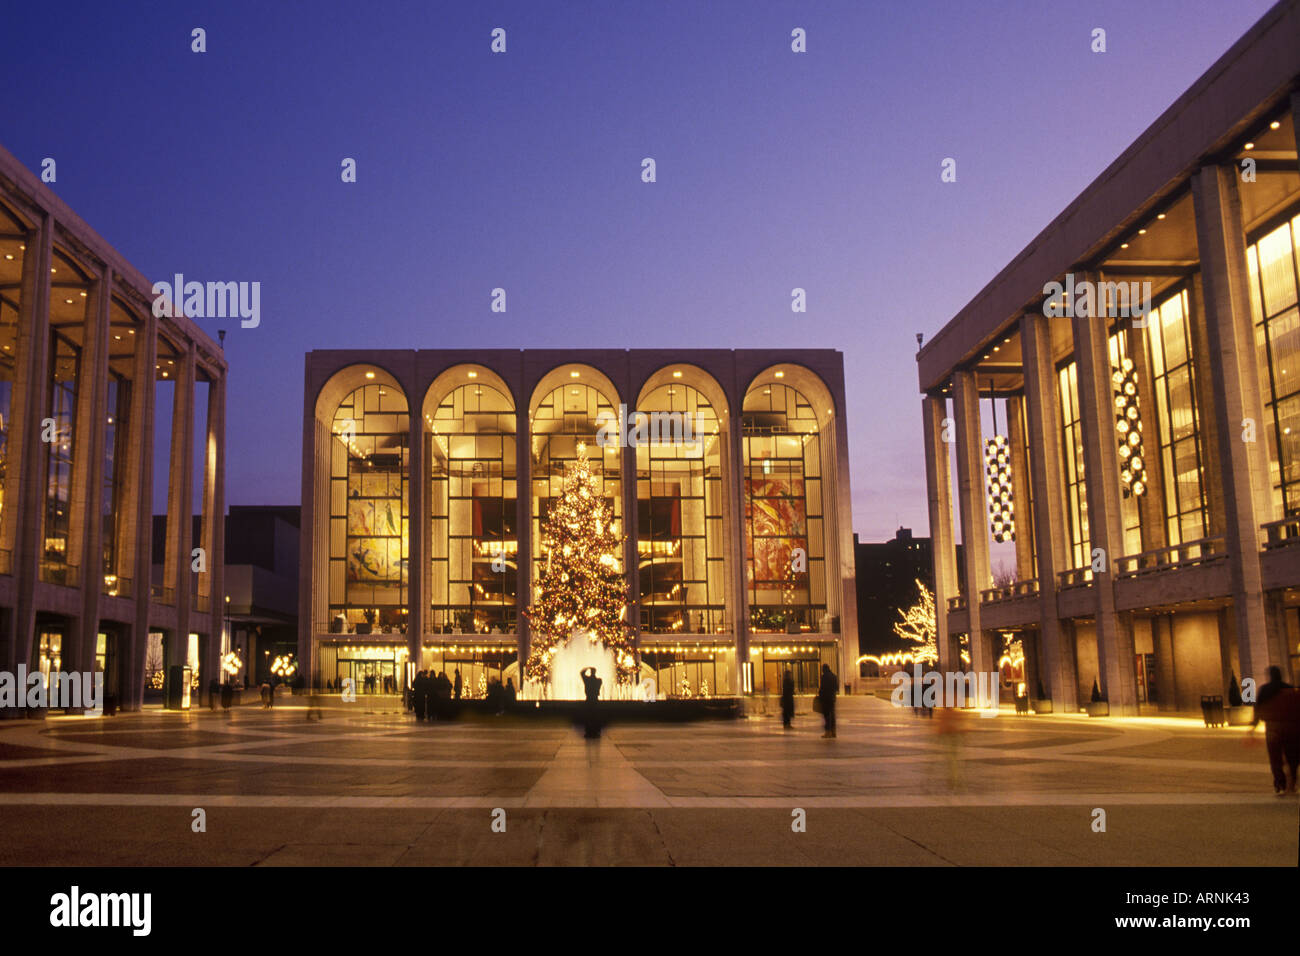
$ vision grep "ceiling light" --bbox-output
[1157,213,1166,220]
[672,371,682,378]
[1270,120,1281,130]
[64,298,73,304]
[365,371,375,379]
[1244,142,1255,150]
[1120,243,1129,249]
[467,371,477,378]
[3,254,11,260]
[1138,229,1146,235]
[775,371,784,378]
[570,371,580,378]
[80,291,87,297]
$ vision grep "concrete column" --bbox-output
[829,396,859,687]
[952,370,994,675]
[922,394,960,672]
[1021,311,1079,711]
[725,394,751,700]
[620,431,640,651]
[514,402,531,677]
[1191,163,1276,687]
[5,213,52,681]
[1006,396,1035,579]
[67,266,111,678]
[296,368,316,683]
[201,370,226,700]
[162,344,195,702]
[1071,273,1139,714]
[407,401,424,664]
[126,311,158,710]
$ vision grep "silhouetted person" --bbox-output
[780,669,795,729]
[454,669,463,700]
[817,664,838,738]
[434,671,452,720]
[504,678,517,710]
[1252,665,1299,794]
[413,670,429,721]
[581,666,602,738]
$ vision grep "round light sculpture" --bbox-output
[1112,358,1147,496]
[984,435,1016,542]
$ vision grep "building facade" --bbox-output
[0,144,227,711]
[300,349,857,698]
[917,0,1300,715]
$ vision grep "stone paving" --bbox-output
[0,696,1294,865]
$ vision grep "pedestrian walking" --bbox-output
[817,664,838,738]
[1251,665,1300,795]
[780,668,795,729]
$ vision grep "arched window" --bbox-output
[329,382,409,632]
[530,376,622,586]
[636,382,724,633]
[427,378,516,634]
[741,381,827,632]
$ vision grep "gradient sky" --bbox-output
[0,0,1277,539]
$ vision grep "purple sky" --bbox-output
[0,0,1275,540]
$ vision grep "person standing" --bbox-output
[817,664,838,738]
[580,666,602,739]
[454,668,463,701]
[504,677,517,711]
[780,668,795,730]
[1251,665,1298,794]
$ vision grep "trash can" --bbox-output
[1200,694,1225,728]
[104,694,118,717]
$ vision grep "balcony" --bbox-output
[946,595,967,611]
[103,575,133,598]
[39,562,80,587]
[1057,567,1094,589]
[151,584,176,606]
[1262,516,1300,549]
[980,579,1039,604]
[1115,536,1227,578]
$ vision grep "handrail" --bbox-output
[1115,536,1227,578]
[1262,516,1300,549]
[979,579,1040,603]
[1057,567,1094,589]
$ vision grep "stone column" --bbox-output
[1071,273,1139,714]
[1021,311,1079,711]
[126,311,158,710]
[621,428,640,650]
[725,396,751,700]
[1191,163,1277,686]
[5,212,52,682]
[922,394,960,672]
[1186,277,1226,538]
[296,366,317,685]
[201,370,226,700]
[952,370,994,675]
[163,344,195,701]
[67,265,111,677]
[829,398,859,688]
[514,402,531,680]
[407,401,425,666]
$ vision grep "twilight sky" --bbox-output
[0,0,1276,540]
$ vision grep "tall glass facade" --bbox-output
[329,383,410,632]
[741,382,827,632]
[1246,210,1300,516]
[427,379,517,634]
[635,383,725,634]
[1058,361,1090,570]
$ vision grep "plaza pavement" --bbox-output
[0,695,1295,866]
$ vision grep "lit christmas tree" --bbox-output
[524,445,637,686]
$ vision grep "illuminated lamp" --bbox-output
[1112,359,1147,496]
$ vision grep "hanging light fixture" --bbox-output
[1112,356,1147,496]
[983,389,1015,543]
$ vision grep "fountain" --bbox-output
[520,631,657,701]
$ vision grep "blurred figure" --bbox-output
[933,705,966,790]
[581,666,602,739]
[454,668,463,700]
[1251,666,1299,795]
[504,677,517,710]
[780,668,795,730]
[817,664,838,738]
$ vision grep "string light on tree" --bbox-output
[523,444,637,686]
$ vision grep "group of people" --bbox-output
[780,664,839,738]
[408,669,518,720]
